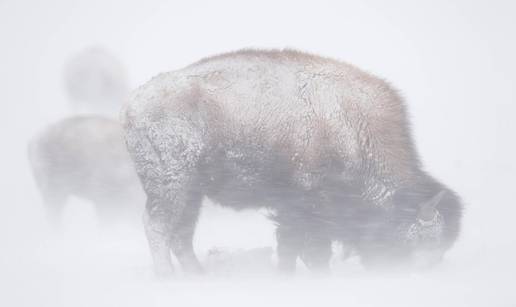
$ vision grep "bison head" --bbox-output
[401,190,446,247]
[360,189,458,269]
[396,190,447,267]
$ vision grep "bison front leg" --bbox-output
[276,221,332,274]
[275,190,334,274]
[275,205,333,274]
[300,230,332,273]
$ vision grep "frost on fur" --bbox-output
[121,49,463,275]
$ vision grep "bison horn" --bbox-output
[418,190,446,221]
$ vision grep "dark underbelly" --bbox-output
[198,148,357,211]
[198,149,295,208]
[203,172,299,210]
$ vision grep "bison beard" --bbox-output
[121,49,463,276]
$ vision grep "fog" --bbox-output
[1,0,515,306]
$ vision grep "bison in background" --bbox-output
[28,116,144,227]
[28,48,143,227]
[63,47,129,116]
[122,49,463,276]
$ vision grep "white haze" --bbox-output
[1,0,515,306]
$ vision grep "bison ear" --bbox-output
[418,190,446,221]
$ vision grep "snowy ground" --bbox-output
[1,0,515,306]
[2,159,515,307]
[3,195,515,307]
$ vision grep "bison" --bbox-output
[28,116,144,226]
[64,47,129,115]
[121,49,462,275]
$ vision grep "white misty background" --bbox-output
[0,0,515,306]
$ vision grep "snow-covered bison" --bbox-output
[29,116,144,226]
[121,49,462,275]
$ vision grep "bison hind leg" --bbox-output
[143,192,204,277]
[126,120,205,277]
[169,192,204,274]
